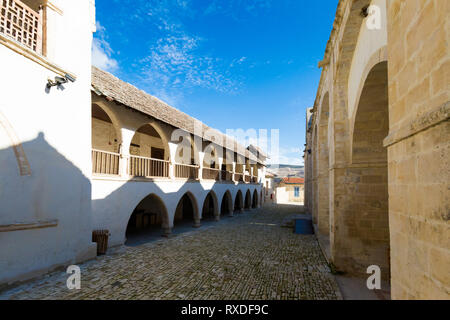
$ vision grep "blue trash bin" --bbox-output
[294,218,314,234]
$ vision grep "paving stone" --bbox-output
[0,204,341,300]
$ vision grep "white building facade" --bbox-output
[0,0,266,286]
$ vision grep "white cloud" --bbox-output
[92,22,118,72]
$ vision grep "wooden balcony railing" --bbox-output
[244,174,251,183]
[92,149,120,175]
[0,0,43,54]
[234,173,244,182]
[175,163,199,179]
[128,155,169,178]
[202,167,220,181]
[251,176,258,183]
[221,170,233,181]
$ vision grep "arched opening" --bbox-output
[173,132,199,179]
[91,104,120,175]
[174,192,199,227]
[252,190,258,208]
[244,190,251,210]
[202,191,218,221]
[125,193,169,245]
[349,61,390,279]
[317,93,330,236]
[234,190,243,213]
[221,191,233,216]
[129,124,169,178]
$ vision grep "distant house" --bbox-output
[275,177,304,204]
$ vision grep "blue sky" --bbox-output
[92,0,339,166]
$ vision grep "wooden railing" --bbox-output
[234,173,244,182]
[221,171,233,181]
[0,0,43,54]
[251,176,258,183]
[244,174,251,183]
[175,163,199,179]
[92,149,120,175]
[128,155,169,178]
[202,167,220,181]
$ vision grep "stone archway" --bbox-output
[125,193,169,244]
[252,189,258,209]
[317,93,330,236]
[337,61,390,279]
[244,189,251,210]
[234,190,244,213]
[174,192,200,228]
[128,123,170,178]
[202,191,219,221]
[221,190,233,216]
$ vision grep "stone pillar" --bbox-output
[193,218,201,228]
[232,162,236,182]
[198,151,205,180]
[218,157,224,181]
[119,128,135,177]
[162,227,172,237]
[168,142,178,179]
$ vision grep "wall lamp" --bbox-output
[47,74,76,89]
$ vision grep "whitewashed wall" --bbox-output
[0,0,96,285]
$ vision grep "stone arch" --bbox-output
[202,190,219,221]
[312,125,319,224]
[234,190,244,213]
[128,122,171,177]
[221,190,233,216]
[125,193,170,243]
[244,189,252,210]
[317,92,330,235]
[174,191,201,227]
[341,60,390,279]
[91,103,122,153]
[252,189,259,209]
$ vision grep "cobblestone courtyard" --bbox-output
[1,204,341,300]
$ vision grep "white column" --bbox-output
[198,151,205,180]
[232,161,236,182]
[119,128,135,177]
[168,142,178,179]
[218,157,224,181]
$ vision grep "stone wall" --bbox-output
[385,0,449,299]
[304,0,449,299]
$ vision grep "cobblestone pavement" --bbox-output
[0,204,341,300]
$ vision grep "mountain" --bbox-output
[267,164,304,178]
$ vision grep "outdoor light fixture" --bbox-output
[46,73,76,89]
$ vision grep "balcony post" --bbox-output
[119,128,134,177]
[232,161,236,183]
[218,157,224,181]
[168,142,178,179]
[198,151,205,180]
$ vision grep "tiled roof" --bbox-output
[281,177,304,184]
[91,67,261,164]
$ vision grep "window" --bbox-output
[294,187,300,198]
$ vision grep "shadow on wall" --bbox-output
[0,132,94,284]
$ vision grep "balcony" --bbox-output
[174,163,199,180]
[0,0,43,55]
[128,155,169,178]
[202,167,220,181]
[91,149,261,185]
[221,170,233,182]
[92,149,120,175]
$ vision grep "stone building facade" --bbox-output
[304,0,449,299]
